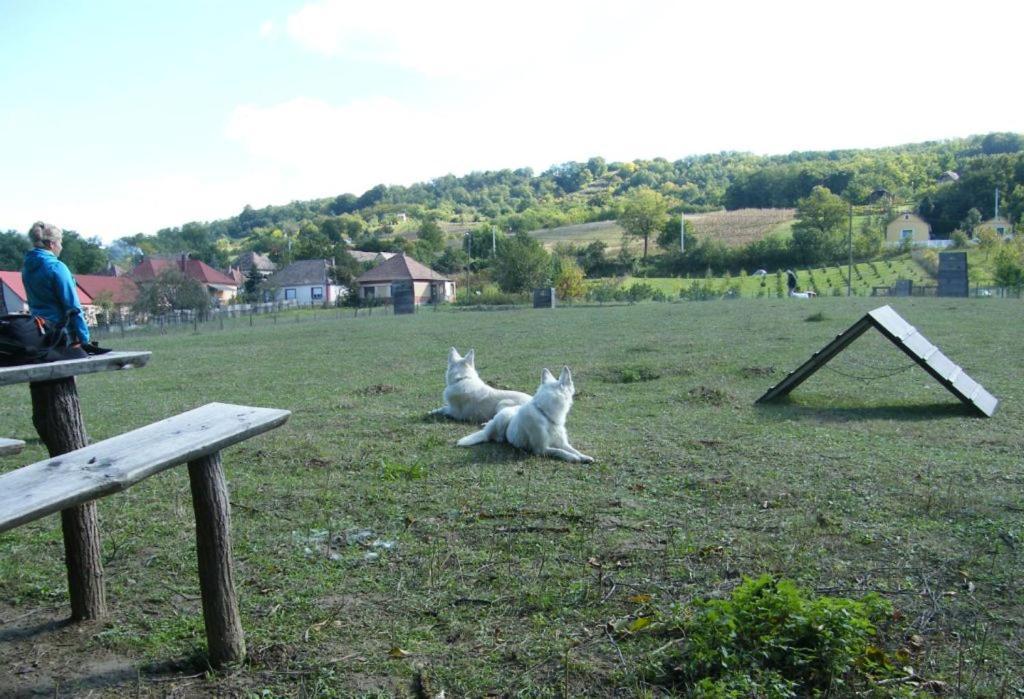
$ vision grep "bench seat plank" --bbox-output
[0,351,151,387]
[0,402,289,533]
[0,437,25,456]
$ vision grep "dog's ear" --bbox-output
[448,347,461,363]
[541,368,556,384]
[559,366,574,390]
[465,349,475,366]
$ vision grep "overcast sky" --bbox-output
[2,0,1021,243]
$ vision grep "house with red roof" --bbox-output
[129,254,239,306]
[0,271,30,314]
[75,274,139,323]
[0,270,124,328]
[354,253,455,305]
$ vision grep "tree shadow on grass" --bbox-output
[755,398,980,422]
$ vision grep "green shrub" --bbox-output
[647,575,894,696]
[627,282,656,302]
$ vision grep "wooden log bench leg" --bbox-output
[1,402,289,664]
[30,377,107,621]
[188,451,245,666]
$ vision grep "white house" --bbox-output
[266,259,346,305]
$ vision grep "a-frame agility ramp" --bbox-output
[756,305,998,417]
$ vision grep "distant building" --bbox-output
[75,275,139,323]
[349,250,397,265]
[0,271,28,314]
[885,213,932,245]
[231,251,276,278]
[129,254,239,306]
[979,216,1014,238]
[355,253,455,305]
[937,171,960,183]
[265,259,346,306]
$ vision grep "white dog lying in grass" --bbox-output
[430,347,531,423]
[457,366,594,463]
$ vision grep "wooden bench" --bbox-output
[0,437,25,456]
[0,402,290,667]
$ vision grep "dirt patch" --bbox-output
[599,365,661,384]
[0,605,139,697]
[356,384,398,396]
[740,365,776,378]
[686,386,731,405]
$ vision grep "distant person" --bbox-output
[22,221,90,353]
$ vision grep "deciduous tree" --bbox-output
[618,188,668,261]
[790,186,847,264]
[493,233,551,293]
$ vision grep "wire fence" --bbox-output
[89,299,413,341]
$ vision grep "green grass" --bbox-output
[532,220,626,252]
[1,300,1022,696]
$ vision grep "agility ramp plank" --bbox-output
[756,305,998,416]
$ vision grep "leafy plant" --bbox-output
[647,575,895,696]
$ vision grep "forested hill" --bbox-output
[118,132,1021,262]
[3,132,1021,275]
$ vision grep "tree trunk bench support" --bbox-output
[0,402,291,667]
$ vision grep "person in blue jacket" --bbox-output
[22,221,91,346]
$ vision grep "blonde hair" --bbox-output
[29,221,63,249]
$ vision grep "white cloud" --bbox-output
[258,20,275,39]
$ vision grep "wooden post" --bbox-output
[187,451,245,666]
[30,377,107,620]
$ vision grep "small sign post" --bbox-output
[391,281,416,315]
[533,287,556,309]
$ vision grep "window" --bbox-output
[311,286,324,300]
[901,229,914,240]
[364,286,375,299]
[284,288,297,300]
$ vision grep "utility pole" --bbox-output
[680,213,685,253]
[492,227,496,257]
[847,202,853,297]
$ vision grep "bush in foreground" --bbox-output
[644,575,899,697]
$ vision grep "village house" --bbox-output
[265,258,346,306]
[978,216,1014,238]
[129,254,239,306]
[0,270,140,326]
[0,271,29,315]
[230,251,277,280]
[75,274,139,324]
[354,253,455,305]
[885,213,932,246]
[349,250,397,265]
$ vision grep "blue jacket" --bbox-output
[22,248,91,343]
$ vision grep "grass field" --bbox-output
[1,300,1022,696]
[530,209,797,254]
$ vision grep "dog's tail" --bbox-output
[457,429,491,447]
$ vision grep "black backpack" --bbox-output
[0,312,109,366]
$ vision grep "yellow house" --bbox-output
[979,216,1013,238]
[885,213,931,245]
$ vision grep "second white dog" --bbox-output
[457,366,594,463]
[430,347,531,423]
